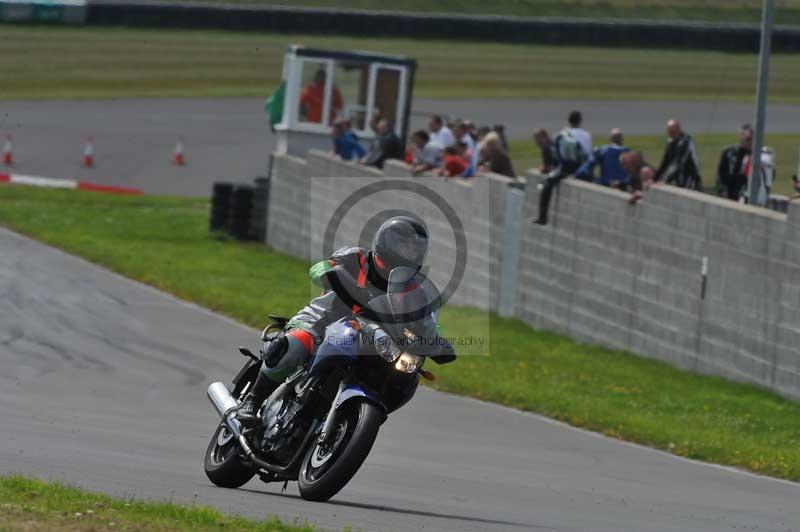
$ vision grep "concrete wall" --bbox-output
[268,151,514,312]
[267,150,800,399]
[517,176,800,399]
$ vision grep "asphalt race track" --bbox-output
[3,98,800,196]
[1,227,799,532]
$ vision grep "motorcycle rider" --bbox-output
[237,216,452,425]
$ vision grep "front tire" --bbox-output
[298,400,383,502]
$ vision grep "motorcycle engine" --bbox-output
[260,396,305,461]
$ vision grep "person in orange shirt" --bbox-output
[300,69,342,124]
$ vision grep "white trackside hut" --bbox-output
[273,45,417,157]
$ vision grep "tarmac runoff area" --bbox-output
[3,97,800,196]
[1,226,800,532]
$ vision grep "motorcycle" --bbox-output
[203,266,456,502]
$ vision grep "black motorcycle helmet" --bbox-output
[372,216,428,273]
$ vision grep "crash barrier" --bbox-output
[10,0,787,52]
[209,180,269,241]
[0,0,87,23]
[262,149,800,400]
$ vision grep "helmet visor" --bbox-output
[384,229,428,264]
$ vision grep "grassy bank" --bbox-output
[0,476,314,531]
[177,0,800,26]
[510,133,800,196]
[1,185,800,481]
[4,25,800,102]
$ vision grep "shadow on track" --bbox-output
[238,487,559,530]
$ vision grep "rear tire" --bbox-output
[298,400,383,502]
[204,375,257,489]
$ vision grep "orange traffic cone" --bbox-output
[2,135,12,166]
[83,137,94,167]
[172,137,186,166]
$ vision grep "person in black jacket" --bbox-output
[655,119,703,191]
[362,118,404,169]
[715,124,753,201]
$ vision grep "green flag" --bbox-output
[265,81,286,131]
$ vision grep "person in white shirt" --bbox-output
[428,114,455,148]
[566,110,592,157]
[452,121,476,157]
[409,129,443,175]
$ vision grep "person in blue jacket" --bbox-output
[574,128,631,188]
[332,119,366,161]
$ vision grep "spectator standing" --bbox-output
[620,150,657,204]
[453,121,476,159]
[409,129,443,175]
[429,114,456,148]
[440,145,469,178]
[655,119,703,190]
[566,110,592,157]
[575,128,631,187]
[332,119,365,161]
[362,118,403,169]
[533,128,559,173]
[477,132,516,178]
[300,68,342,124]
[715,124,753,201]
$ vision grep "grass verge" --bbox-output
[4,25,800,102]
[168,0,800,25]
[1,186,800,481]
[0,475,313,531]
[510,133,800,197]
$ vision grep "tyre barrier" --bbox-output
[250,176,270,243]
[228,185,254,241]
[209,182,233,233]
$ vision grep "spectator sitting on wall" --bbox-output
[453,121,476,159]
[439,144,469,178]
[477,132,516,178]
[575,128,631,187]
[655,119,703,190]
[533,128,559,174]
[566,110,592,157]
[534,121,591,225]
[409,129,443,175]
[715,124,753,201]
[620,150,657,204]
[300,68,342,124]
[429,114,456,148]
[362,118,403,169]
[332,119,365,161]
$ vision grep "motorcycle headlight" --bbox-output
[394,353,424,374]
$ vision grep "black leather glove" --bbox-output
[260,331,288,368]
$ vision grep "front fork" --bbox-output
[318,380,348,445]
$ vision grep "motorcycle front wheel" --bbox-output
[297,400,383,502]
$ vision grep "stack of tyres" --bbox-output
[250,177,270,242]
[228,185,255,240]
[210,182,234,233]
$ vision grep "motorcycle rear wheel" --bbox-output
[204,376,257,488]
[298,400,382,502]
[204,422,255,488]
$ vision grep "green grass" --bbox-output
[169,0,800,26]
[2,185,800,481]
[510,133,800,196]
[5,25,800,102]
[0,475,314,531]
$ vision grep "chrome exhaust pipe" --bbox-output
[207,381,238,418]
